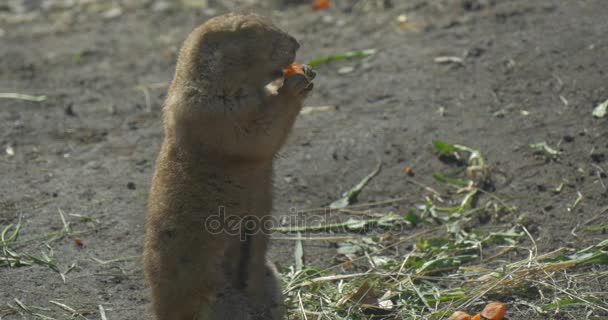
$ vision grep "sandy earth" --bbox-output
[1,0,607,319]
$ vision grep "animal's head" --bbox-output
[176,13,300,93]
[164,14,307,162]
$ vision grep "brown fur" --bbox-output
[143,13,314,320]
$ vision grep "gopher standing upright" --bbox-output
[144,13,315,320]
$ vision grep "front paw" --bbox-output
[300,64,316,81]
[281,64,315,97]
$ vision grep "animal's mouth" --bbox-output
[272,58,296,79]
[264,66,290,95]
[269,65,290,82]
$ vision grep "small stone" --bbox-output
[322,14,333,24]
[337,66,355,74]
[127,182,136,190]
[102,7,123,19]
[152,1,171,12]
[493,109,507,118]
[202,8,217,16]
[5,146,15,156]
[181,0,208,8]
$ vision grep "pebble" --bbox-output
[338,66,355,74]
[41,0,76,11]
[152,1,171,12]
[202,8,218,16]
[181,0,208,8]
[102,7,123,19]
[5,146,15,156]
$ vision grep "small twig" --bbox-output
[49,300,76,314]
[99,305,107,320]
[271,235,357,241]
[337,208,385,217]
[91,255,139,265]
[297,195,412,214]
[409,275,432,310]
[584,206,608,225]
[405,178,442,196]
[522,225,538,266]
[0,93,47,102]
[297,291,308,320]
[591,164,607,192]
[136,85,153,112]
[568,191,584,212]
[485,244,518,261]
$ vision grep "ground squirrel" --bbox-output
[143,13,315,320]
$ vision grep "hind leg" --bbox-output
[149,279,207,320]
[242,233,284,320]
[209,287,253,320]
[259,260,285,320]
[144,228,225,320]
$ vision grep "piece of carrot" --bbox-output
[449,311,472,320]
[312,0,330,10]
[471,314,481,320]
[283,63,305,78]
[481,302,506,320]
[73,238,84,247]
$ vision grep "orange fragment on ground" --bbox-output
[471,314,481,320]
[481,302,507,320]
[73,238,84,247]
[449,311,472,320]
[283,63,305,78]
[403,166,414,176]
[312,0,330,10]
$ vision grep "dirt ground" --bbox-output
[1,0,607,319]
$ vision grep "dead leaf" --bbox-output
[346,281,377,306]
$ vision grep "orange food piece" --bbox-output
[449,311,472,320]
[403,166,414,177]
[481,302,506,320]
[312,0,330,10]
[471,314,481,320]
[283,63,305,78]
[73,238,84,247]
